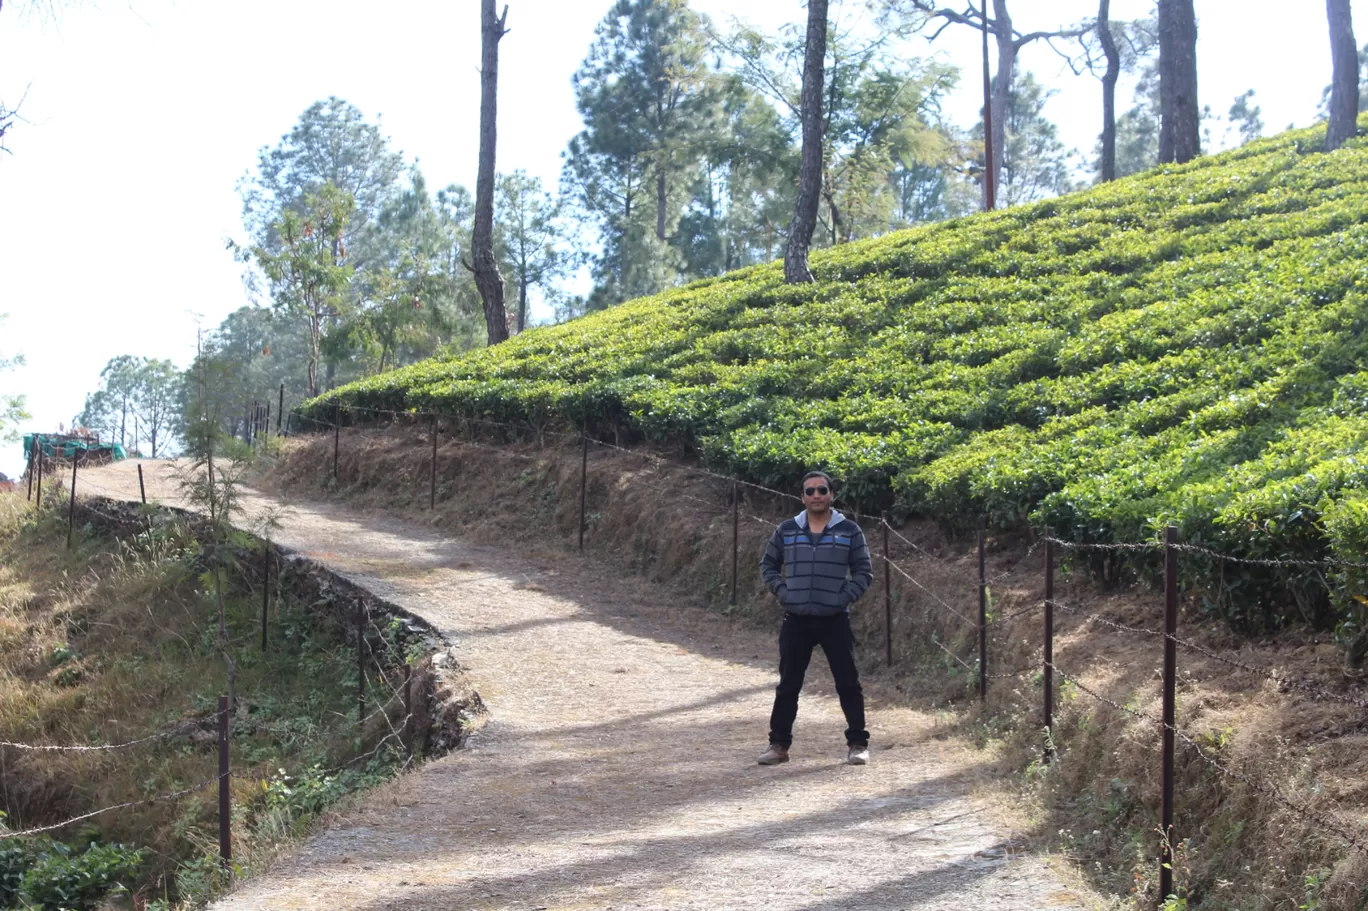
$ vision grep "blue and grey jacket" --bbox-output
[760,510,874,616]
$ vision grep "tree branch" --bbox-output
[1013,24,1094,51]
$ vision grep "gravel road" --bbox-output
[78,459,1104,911]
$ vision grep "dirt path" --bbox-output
[79,460,1102,911]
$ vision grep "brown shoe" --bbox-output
[757,743,790,765]
[847,744,869,765]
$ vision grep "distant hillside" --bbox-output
[308,118,1368,625]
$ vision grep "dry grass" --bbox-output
[0,484,431,904]
[257,424,1368,911]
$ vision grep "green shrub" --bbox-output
[1,838,146,911]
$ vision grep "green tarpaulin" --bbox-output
[22,434,127,464]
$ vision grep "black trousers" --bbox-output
[767,612,868,747]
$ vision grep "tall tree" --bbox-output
[495,171,567,333]
[473,0,511,346]
[1226,90,1263,146]
[718,12,960,242]
[1327,0,1359,151]
[98,355,142,450]
[75,356,180,455]
[994,69,1078,205]
[676,77,798,275]
[134,359,180,458]
[349,172,484,367]
[175,306,312,442]
[576,0,715,245]
[784,0,828,284]
[1157,0,1199,163]
[239,99,405,387]
[1096,0,1120,181]
[243,185,356,397]
[74,389,118,443]
[564,0,717,307]
[239,98,404,264]
[1072,12,1157,181]
[907,1,1091,202]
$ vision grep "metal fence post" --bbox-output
[883,518,893,667]
[578,431,588,553]
[26,446,34,501]
[1160,526,1179,902]
[978,530,987,700]
[1043,532,1055,764]
[731,482,739,606]
[277,383,284,434]
[34,444,43,510]
[403,664,414,761]
[66,451,80,550]
[261,542,270,651]
[137,463,147,504]
[218,695,231,867]
[357,600,367,731]
[430,415,438,510]
[333,407,341,482]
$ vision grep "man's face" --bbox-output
[802,477,832,512]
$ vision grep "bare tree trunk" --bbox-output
[656,166,667,242]
[1327,0,1359,151]
[517,275,528,333]
[1098,0,1120,181]
[1158,0,1199,164]
[823,182,845,244]
[784,0,828,285]
[307,314,320,399]
[989,0,1015,201]
[473,0,511,346]
[979,0,995,210]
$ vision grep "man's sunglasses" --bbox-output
[804,485,829,496]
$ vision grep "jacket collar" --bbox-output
[794,509,845,530]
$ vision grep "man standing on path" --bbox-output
[758,470,873,766]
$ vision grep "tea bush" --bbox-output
[304,118,1368,626]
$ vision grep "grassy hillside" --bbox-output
[308,119,1368,627]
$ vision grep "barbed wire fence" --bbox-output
[7,460,428,871]
[270,400,1368,904]
[22,397,1368,905]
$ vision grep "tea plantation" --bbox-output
[306,119,1368,625]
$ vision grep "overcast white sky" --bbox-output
[0,0,1355,478]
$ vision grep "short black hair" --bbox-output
[801,470,834,490]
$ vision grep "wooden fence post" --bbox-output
[884,519,893,667]
[578,431,588,553]
[978,530,987,700]
[137,463,147,504]
[333,406,341,482]
[261,542,270,651]
[731,482,739,606]
[66,451,80,550]
[357,600,367,731]
[1043,532,1054,764]
[403,664,414,761]
[218,695,231,867]
[1160,526,1179,902]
